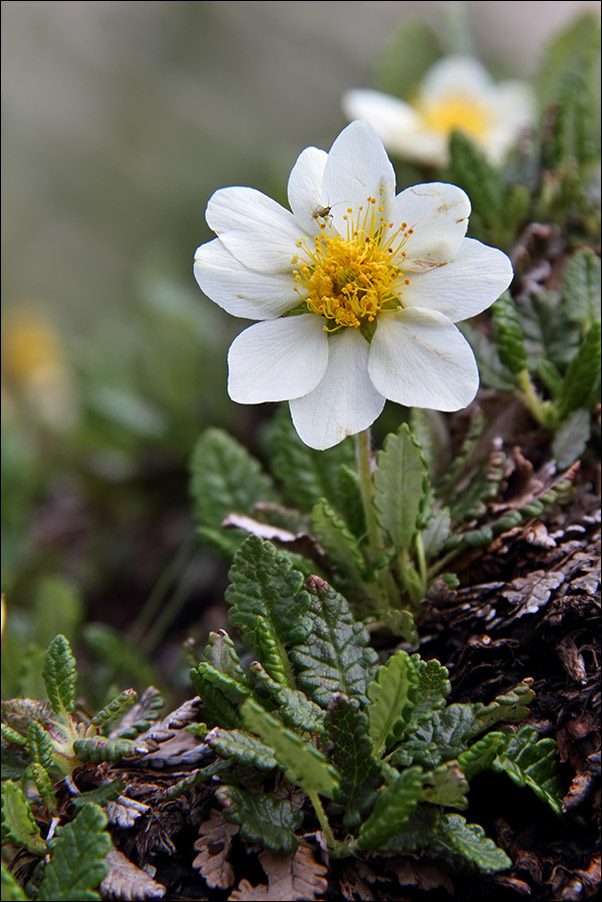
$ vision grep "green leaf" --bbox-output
[70,779,126,809]
[241,699,339,799]
[42,635,76,715]
[356,766,424,850]
[204,630,247,683]
[26,762,57,815]
[552,408,591,468]
[189,665,245,730]
[491,293,528,376]
[460,323,517,392]
[251,663,325,734]
[448,446,506,523]
[72,737,146,765]
[110,686,164,739]
[537,12,601,110]
[216,785,303,854]
[557,321,601,420]
[269,406,354,512]
[1,863,29,901]
[421,762,469,810]
[431,814,511,873]
[226,536,312,658]
[456,733,506,780]
[421,507,452,560]
[334,464,366,539]
[83,624,156,690]
[90,689,137,730]
[492,726,565,816]
[205,727,278,772]
[38,803,110,901]
[27,721,54,771]
[325,695,381,827]
[408,704,480,764]
[190,428,277,553]
[436,410,486,500]
[253,615,289,685]
[310,498,368,583]
[1,780,46,855]
[374,18,441,99]
[373,424,429,552]
[366,651,419,757]
[291,575,378,707]
[409,656,451,725]
[471,679,535,737]
[562,249,601,327]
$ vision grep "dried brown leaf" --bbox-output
[502,570,565,616]
[339,863,376,901]
[229,847,328,901]
[100,847,165,900]
[193,809,238,890]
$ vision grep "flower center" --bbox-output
[292,197,411,331]
[418,94,493,140]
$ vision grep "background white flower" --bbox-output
[342,55,535,168]
[194,121,513,450]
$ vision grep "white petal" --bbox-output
[322,121,396,233]
[390,183,471,272]
[421,55,493,101]
[403,238,513,322]
[290,328,385,450]
[194,239,298,320]
[341,90,422,150]
[287,146,328,233]
[368,309,479,411]
[227,315,328,403]
[484,81,536,162]
[206,186,305,273]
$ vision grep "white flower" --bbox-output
[194,121,513,450]
[342,55,535,168]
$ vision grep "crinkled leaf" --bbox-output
[226,536,311,656]
[91,689,137,730]
[310,498,368,583]
[191,662,250,707]
[410,704,481,764]
[192,809,237,890]
[291,576,378,707]
[492,725,565,815]
[71,779,126,810]
[491,292,528,376]
[230,846,328,901]
[1,863,29,901]
[204,630,246,682]
[357,766,424,850]
[205,727,278,772]
[408,656,451,725]
[100,847,165,900]
[166,760,231,799]
[38,802,110,901]
[1,780,46,856]
[373,424,429,552]
[83,624,156,690]
[110,686,164,740]
[448,446,506,523]
[251,663,325,734]
[334,464,366,539]
[421,762,469,810]
[253,615,289,685]
[216,785,303,854]
[269,405,354,512]
[436,410,486,501]
[27,720,54,771]
[241,700,339,799]
[325,694,381,827]
[537,12,601,109]
[72,737,147,765]
[562,248,602,327]
[190,428,277,556]
[459,323,517,392]
[421,507,452,560]
[471,679,535,736]
[367,650,419,757]
[42,635,76,716]
[26,762,57,815]
[557,321,601,421]
[552,407,591,468]
[456,733,506,780]
[431,814,511,873]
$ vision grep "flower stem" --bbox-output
[517,369,551,427]
[307,789,337,850]
[355,429,390,615]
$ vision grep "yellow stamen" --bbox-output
[293,197,411,331]
[418,94,494,141]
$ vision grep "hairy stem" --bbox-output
[355,429,390,615]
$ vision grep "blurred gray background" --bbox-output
[2,1,600,336]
